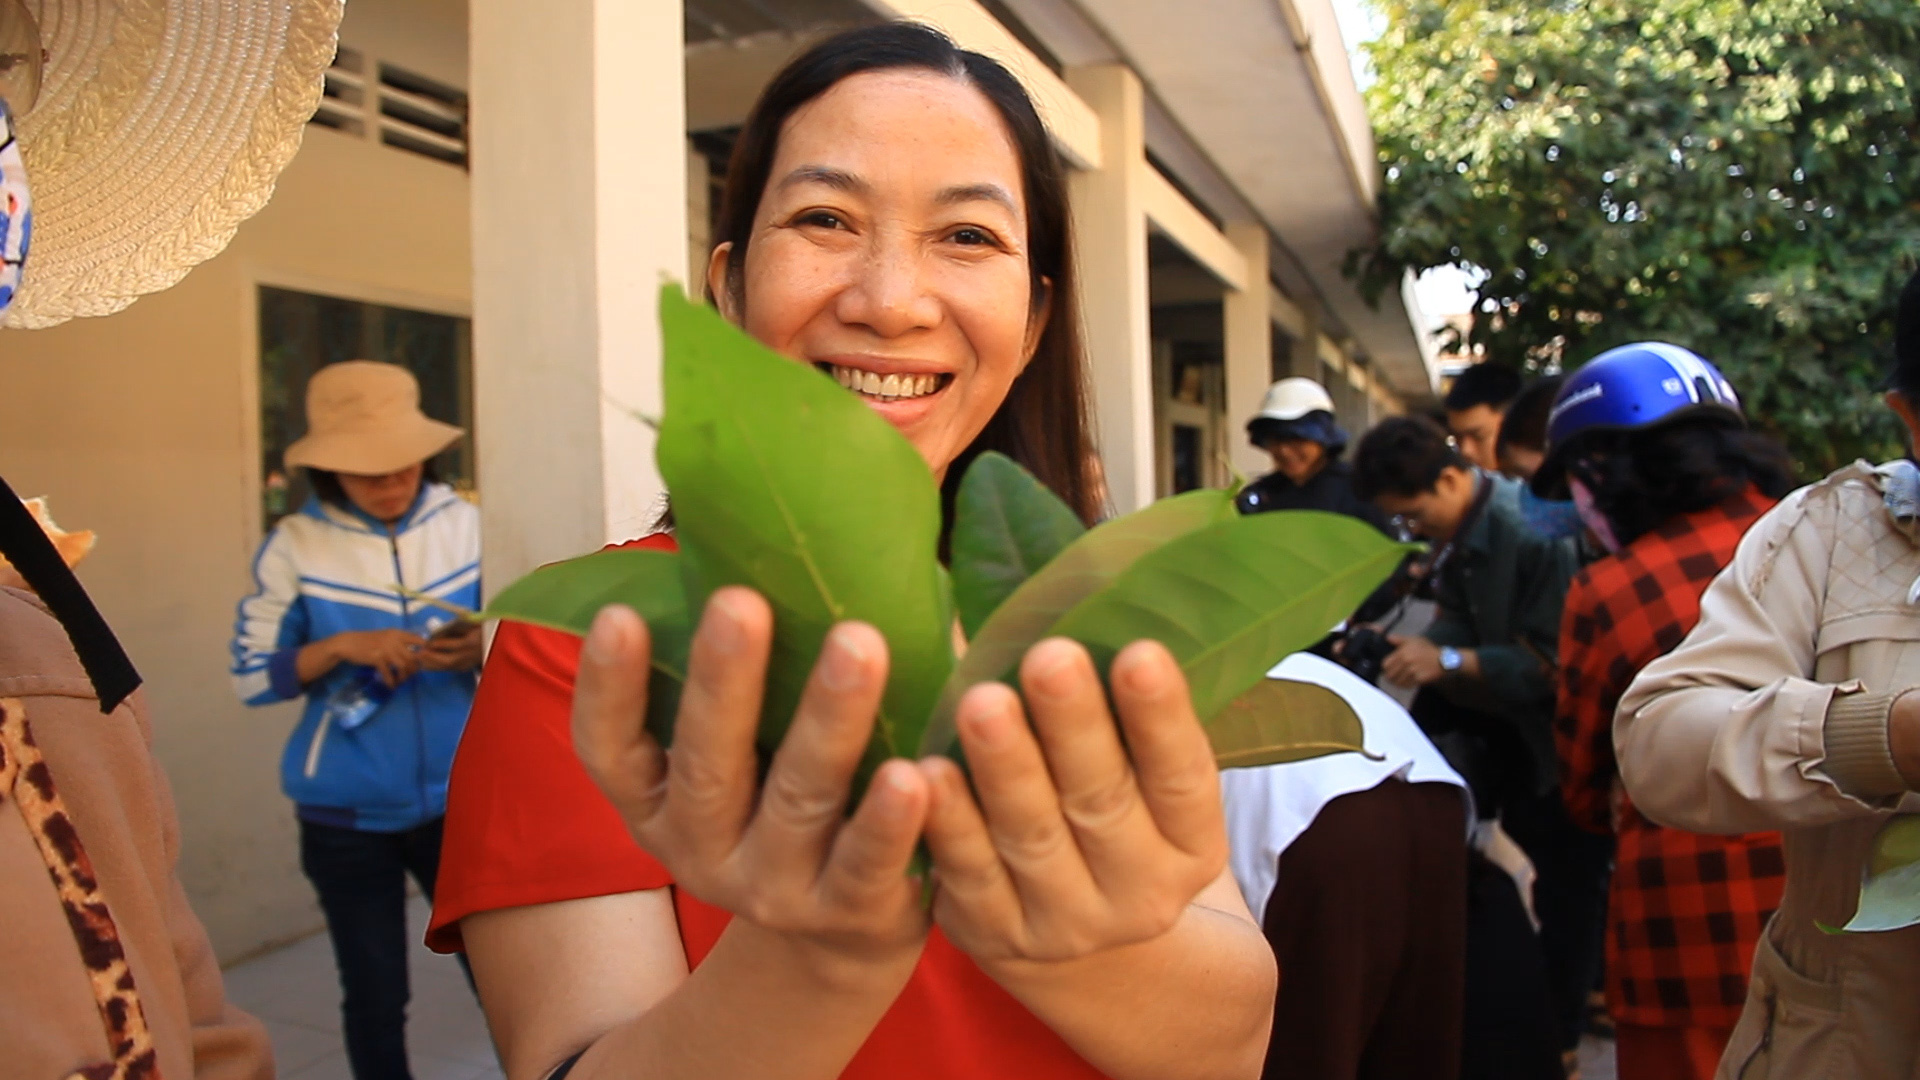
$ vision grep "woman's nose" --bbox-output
[836,234,940,337]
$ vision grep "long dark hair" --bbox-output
[709,22,1101,529]
[1566,418,1796,546]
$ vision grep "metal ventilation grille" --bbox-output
[311,46,370,136]
[377,64,468,167]
[309,46,469,169]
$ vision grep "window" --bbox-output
[309,46,470,168]
[258,287,474,527]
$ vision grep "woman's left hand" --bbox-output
[916,637,1227,965]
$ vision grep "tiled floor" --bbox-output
[221,900,1615,1080]
[221,897,501,1080]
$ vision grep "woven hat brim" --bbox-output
[3,0,344,329]
[284,418,463,476]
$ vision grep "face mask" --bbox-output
[1569,477,1622,554]
[0,96,29,317]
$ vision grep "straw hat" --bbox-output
[0,0,342,329]
[285,361,464,476]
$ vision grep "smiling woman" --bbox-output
[426,22,1275,1080]
[706,30,1100,525]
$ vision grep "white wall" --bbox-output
[0,0,471,961]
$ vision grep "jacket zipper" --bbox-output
[303,711,332,779]
[387,526,429,823]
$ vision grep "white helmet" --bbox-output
[1248,377,1347,453]
[1256,378,1336,421]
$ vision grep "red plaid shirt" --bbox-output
[1556,487,1787,1029]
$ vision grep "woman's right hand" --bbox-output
[329,628,426,686]
[571,589,933,981]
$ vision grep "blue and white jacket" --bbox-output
[231,483,481,832]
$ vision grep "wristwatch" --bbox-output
[1438,646,1464,674]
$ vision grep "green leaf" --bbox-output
[476,546,691,745]
[1826,815,1920,934]
[653,285,954,766]
[1049,511,1416,725]
[1208,678,1372,769]
[478,547,686,638]
[919,486,1236,757]
[950,451,1087,637]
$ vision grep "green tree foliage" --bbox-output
[1354,0,1920,474]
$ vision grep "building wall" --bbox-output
[0,1,470,962]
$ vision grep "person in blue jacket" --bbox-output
[230,360,481,1080]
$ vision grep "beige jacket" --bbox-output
[0,586,271,1080]
[1619,462,1920,1080]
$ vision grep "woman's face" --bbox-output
[339,464,424,525]
[711,69,1048,481]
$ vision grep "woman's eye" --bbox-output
[950,227,999,248]
[796,210,844,230]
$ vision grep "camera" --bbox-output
[1339,625,1396,685]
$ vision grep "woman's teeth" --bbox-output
[823,364,944,401]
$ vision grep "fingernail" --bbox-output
[585,606,628,665]
[706,592,748,654]
[961,693,1014,747]
[869,761,913,818]
[883,761,916,795]
[821,625,870,692]
[1025,640,1077,698]
[1114,644,1166,696]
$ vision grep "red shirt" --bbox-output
[1555,490,1786,1028]
[427,535,1107,1079]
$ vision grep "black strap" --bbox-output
[0,473,140,712]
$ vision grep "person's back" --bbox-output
[2,584,272,1080]
[1221,653,1470,1080]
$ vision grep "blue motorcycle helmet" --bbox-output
[1531,342,1746,499]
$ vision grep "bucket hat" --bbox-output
[0,0,342,328]
[284,361,465,476]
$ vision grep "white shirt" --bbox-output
[1219,652,1470,919]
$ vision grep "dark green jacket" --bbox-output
[1425,472,1580,790]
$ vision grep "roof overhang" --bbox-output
[1074,0,1438,398]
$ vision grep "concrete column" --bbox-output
[1290,307,1322,381]
[1067,64,1153,515]
[470,0,687,592]
[1223,222,1273,481]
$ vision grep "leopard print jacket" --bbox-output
[0,697,162,1080]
